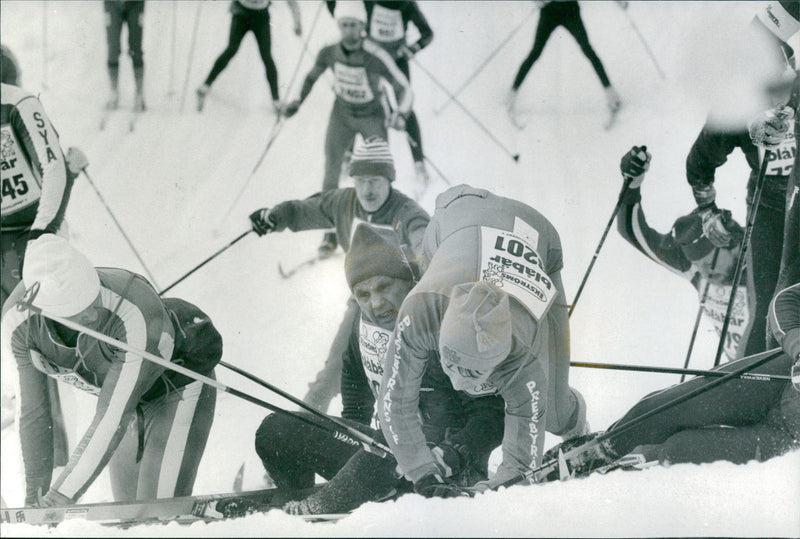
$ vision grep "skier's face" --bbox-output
[338,19,365,47]
[698,246,739,285]
[353,275,414,329]
[353,175,391,212]
[64,293,104,329]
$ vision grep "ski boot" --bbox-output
[504,87,519,113]
[541,431,618,481]
[271,99,281,114]
[133,92,146,113]
[196,84,210,112]
[105,89,119,111]
[318,232,338,259]
[604,86,622,129]
[215,496,266,518]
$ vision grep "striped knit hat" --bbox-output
[349,137,395,182]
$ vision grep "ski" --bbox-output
[0,486,321,526]
[278,252,342,279]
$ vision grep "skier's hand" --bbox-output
[428,441,468,477]
[66,146,89,175]
[387,111,407,131]
[413,473,473,499]
[281,100,301,118]
[698,206,735,248]
[748,106,794,148]
[37,489,71,508]
[249,208,276,236]
[619,145,650,188]
[396,45,415,60]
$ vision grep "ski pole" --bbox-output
[167,1,177,97]
[680,248,719,381]
[433,5,538,116]
[216,2,324,227]
[569,359,789,383]
[622,8,665,80]
[503,347,784,487]
[410,57,520,163]
[159,230,251,295]
[14,294,374,455]
[569,175,635,317]
[406,135,452,186]
[179,2,203,113]
[712,156,769,367]
[80,169,161,290]
[220,360,391,458]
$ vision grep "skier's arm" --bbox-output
[297,48,330,104]
[685,126,741,207]
[341,320,375,425]
[769,282,800,360]
[365,41,413,115]
[406,2,433,53]
[10,96,73,239]
[445,393,505,465]
[398,200,431,261]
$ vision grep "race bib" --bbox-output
[703,282,748,361]
[1,124,42,217]
[763,132,796,176]
[29,350,101,396]
[369,5,405,43]
[358,318,391,399]
[333,63,375,105]
[479,225,557,321]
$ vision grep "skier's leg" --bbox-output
[251,10,280,102]
[562,6,611,88]
[204,14,248,86]
[304,297,360,412]
[255,411,367,490]
[104,1,124,104]
[511,9,559,90]
[108,416,141,502]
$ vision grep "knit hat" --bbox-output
[345,224,413,290]
[671,209,743,261]
[439,281,513,371]
[22,234,100,317]
[1,44,20,86]
[335,1,367,24]
[349,136,395,182]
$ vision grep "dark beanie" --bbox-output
[671,209,744,261]
[1,44,20,85]
[349,137,395,182]
[345,224,413,290]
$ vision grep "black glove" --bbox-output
[619,145,650,189]
[249,208,276,236]
[281,100,301,118]
[413,473,473,499]
[428,441,468,477]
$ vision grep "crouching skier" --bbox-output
[378,184,589,493]
[254,224,504,514]
[1,235,220,506]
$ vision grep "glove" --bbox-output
[249,208,276,236]
[748,106,794,148]
[619,145,650,188]
[66,146,89,175]
[396,45,415,60]
[413,473,473,499]
[698,206,735,248]
[37,489,71,508]
[387,111,407,131]
[428,441,468,477]
[281,100,301,118]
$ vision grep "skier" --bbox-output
[1,235,220,506]
[616,146,748,361]
[507,1,622,122]
[104,1,147,112]
[253,225,504,514]
[248,137,429,412]
[196,0,302,113]
[378,184,589,493]
[279,1,413,257]
[362,0,434,194]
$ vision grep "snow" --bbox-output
[2,0,799,537]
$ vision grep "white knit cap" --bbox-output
[335,1,367,24]
[22,234,100,317]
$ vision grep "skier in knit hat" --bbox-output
[248,136,429,412]
[616,146,748,361]
[378,184,589,493]
[253,224,504,514]
[1,235,220,507]
[279,0,413,256]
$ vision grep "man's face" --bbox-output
[353,175,391,212]
[338,18,365,47]
[697,246,739,285]
[65,293,104,329]
[441,361,491,392]
[352,275,414,329]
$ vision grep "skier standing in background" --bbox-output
[248,137,429,412]
[104,1,147,112]
[2,235,220,506]
[196,0,302,113]
[616,146,749,361]
[507,1,622,121]
[280,1,413,257]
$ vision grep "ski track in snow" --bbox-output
[1,1,799,536]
